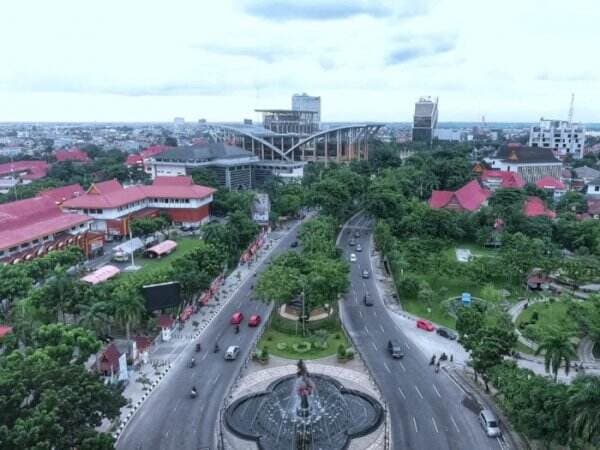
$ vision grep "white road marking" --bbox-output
[496,437,505,450]
[365,324,369,333]
[412,416,418,433]
[405,341,411,349]
[398,387,406,399]
[383,362,391,373]
[414,385,424,399]
[211,375,219,386]
[399,361,406,372]
[432,384,442,398]
[200,353,207,362]
[431,417,439,433]
[371,341,378,351]
[373,310,377,317]
[445,372,468,394]
[379,324,385,333]
[450,416,460,432]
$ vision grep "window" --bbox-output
[43,236,50,241]
[0,250,4,256]
[9,247,17,252]
[21,243,29,248]
[595,186,599,192]
[32,239,39,244]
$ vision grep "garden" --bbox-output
[258,326,351,360]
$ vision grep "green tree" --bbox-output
[190,168,219,188]
[0,265,33,307]
[456,304,485,352]
[535,330,577,381]
[256,262,303,304]
[112,282,145,343]
[567,375,600,443]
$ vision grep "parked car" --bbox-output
[416,319,435,332]
[355,244,363,252]
[111,251,129,262]
[224,345,240,360]
[248,314,261,327]
[363,293,374,306]
[436,327,457,340]
[290,241,298,248]
[230,312,244,325]
[362,269,370,279]
[350,253,357,262]
[349,238,356,246]
[479,409,501,437]
[354,231,361,238]
[387,339,404,359]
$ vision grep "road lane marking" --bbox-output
[412,416,418,433]
[359,310,363,319]
[431,417,439,433]
[211,375,219,386]
[450,416,460,432]
[383,362,391,373]
[433,384,442,398]
[365,324,369,333]
[371,341,378,351]
[496,437,505,450]
[379,324,385,333]
[405,342,411,349]
[373,310,377,317]
[445,372,468,395]
[414,385,424,399]
[200,353,207,362]
[398,387,406,399]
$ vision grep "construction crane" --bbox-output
[568,93,575,125]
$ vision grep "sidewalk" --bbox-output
[104,218,306,438]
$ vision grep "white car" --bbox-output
[224,345,240,360]
[350,253,357,262]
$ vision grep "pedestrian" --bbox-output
[450,354,453,363]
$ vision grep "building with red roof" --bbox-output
[125,154,143,168]
[523,196,556,218]
[61,176,215,237]
[54,148,90,163]
[39,183,85,205]
[429,180,491,212]
[0,196,92,263]
[535,176,566,200]
[0,160,49,181]
[480,170,526,190]
[98,343,121,375]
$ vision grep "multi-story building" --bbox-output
[292,93,321,125]
[146,142,304,189]
[529,118,585,159]
[484,145,563,183]
[61,177,215,237]
[412,97,438,145]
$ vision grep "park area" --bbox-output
[121,238,204,277]
[516,299,579,342]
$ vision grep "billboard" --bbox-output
[142,281,182,311]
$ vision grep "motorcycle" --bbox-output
[214,344,220,353]
[235,325,240,334]
[190,387,197,398]
[189,358,195,368]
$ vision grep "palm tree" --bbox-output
[113,284,145,343]
[535,330,577,382]
[78,301,113,336]
[567,375,600,443]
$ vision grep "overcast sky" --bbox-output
[0,0,598,123]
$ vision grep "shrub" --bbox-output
[293,342,312,353]
[531,311,539,322]
[267,336,273,341]
[398,274,420,298]
[337,344,346,358]
[334,333,341,340]
[262,346,269,358]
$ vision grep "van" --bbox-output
[387,340,404,358]
[479,409,501,437]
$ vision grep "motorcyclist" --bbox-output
[190,386,197,397]
[430,355,436,365]
[214,342,220,353]
[235,325,240,334]
[190,357,195,367]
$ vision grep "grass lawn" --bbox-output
[258,327,350,360]
[516,300,579,341]
[122,238,204,277]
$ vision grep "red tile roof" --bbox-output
[153,176,193,186]
[0,325,13,338]
[481,170,526,189]
[0,160,48,180]
[99,343,121,373]
[62,178,216,209]
[126,154,143,166]
[141,145,171,159]
[39,184,85,204]
[523,196,556,218]
[134,336,153,352]
[0,196,91,250]
[429,180,491,211]
[535,176,565,190]
[158,314,174,329]
[587,199,600,215]
[54,148,90,162]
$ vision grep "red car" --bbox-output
[416,319,435,332]
[231,312,244,325]
[248,314,261,327]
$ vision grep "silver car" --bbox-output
[479,409,501,437]
[224,345,240,360]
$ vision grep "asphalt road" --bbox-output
[340,213,505,450]
[116,222,302,450]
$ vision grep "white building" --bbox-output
[484,145,563,184]
[292,93,321,125]
[529,118,585,159]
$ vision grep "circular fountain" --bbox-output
[225,360,384,450]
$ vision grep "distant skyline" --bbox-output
[0,0,598,122]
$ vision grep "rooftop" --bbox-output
[54,148,90,162]
[0,160,49,180]
[429,180,491,211]
[523,196,556,218]
[535,176,566,190]
[154,143,255,162]
[481,170,526,189]
[494,145,561,164]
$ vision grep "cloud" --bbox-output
[535,71,597,82]
[385,32,457,65]
[241,0,397,21]
[196,43,295,63]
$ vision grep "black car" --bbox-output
[436,327,457,340]
[387,340,404,358]
[290,241,298,248]
[363,293,373,306]
[362,269,370,279]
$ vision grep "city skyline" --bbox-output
[0,0,598,122]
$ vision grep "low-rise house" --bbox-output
[480,169,525,190]
[523,196,556,219]
[429,180,491,212]
[585,177,600,196]
[535,176,566,200]
[484,144,563,183]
